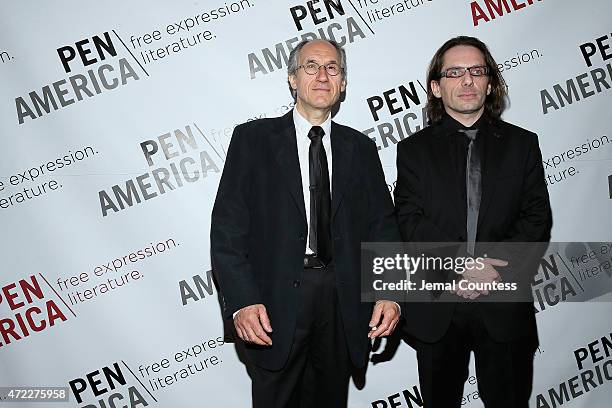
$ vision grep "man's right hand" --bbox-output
[452,257,507,299]
[233,304,273,346]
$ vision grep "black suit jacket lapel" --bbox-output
[431,122,465,230]
[330,122,354,220]
[274,111,307,223]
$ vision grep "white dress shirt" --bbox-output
[293,108,332,255]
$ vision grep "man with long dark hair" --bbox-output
[395,36,552,407]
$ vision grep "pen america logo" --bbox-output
[470,0,543,27]
[540,31,612,115]
[535,331,612,408]
[363,80,428,151]
[69,338,228,406]
[14,31,144,125]
[371,384,423,407]
[531,254,579,313]
[98,124,222,217]
[0,274,73,348]
[69,362,154,408]
[248,0,369,79]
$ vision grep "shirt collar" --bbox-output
[439,112,486,136]
[293,108,332,138]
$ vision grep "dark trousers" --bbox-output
[248,265,352,408]
[416,303,537,408]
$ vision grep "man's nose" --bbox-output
[462,70,475,86]
[316,65,330,81]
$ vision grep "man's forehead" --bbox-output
[299,41,339,62]
[442,45,486,67]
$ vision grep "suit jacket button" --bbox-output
[293,280,301,288]
[299,235,305,241]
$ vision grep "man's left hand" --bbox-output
[368,300,400,338]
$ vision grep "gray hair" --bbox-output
[287,39,347,99]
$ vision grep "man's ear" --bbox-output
[431,80,441,98]
[341,77,346,93]
[288,74,297,93]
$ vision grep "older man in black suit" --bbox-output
[211,39,400,408]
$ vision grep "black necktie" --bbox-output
[308,126,332,265]
[459,129,481,255]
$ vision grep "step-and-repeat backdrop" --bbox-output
[1,0,611,407]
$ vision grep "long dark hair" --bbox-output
[426,36,507,124]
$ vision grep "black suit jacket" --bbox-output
[211,110,399,370]
[394,115,552,343]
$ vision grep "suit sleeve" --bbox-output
[502,133,552,243]
[210,124,262,319]
[490,133,553,284]
[364,140,401,243]
[394,139,455,242]
[360,139,402,304]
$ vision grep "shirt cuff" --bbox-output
[376,300,401,316]
[232,308,244,319]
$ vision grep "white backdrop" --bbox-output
[1,0,611,407]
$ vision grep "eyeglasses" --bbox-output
[297,62,343,76]
[439,65,489,78]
